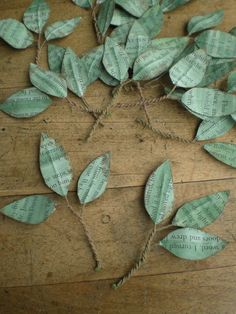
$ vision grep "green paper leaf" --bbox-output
[23,0,50,34]
[144,160,174,225]
[0,87,52,118]
[174,42,198,64]
[115,0,149,18]
[45,17,81,41]
[29,63,67,98]
[227,71,236,93]
[204,142,236,168]
[172,191,229,229]
[195,116,235,141]
[77,152,111,204]
[103,37,130,81]
[72,0,94,8]
[99,65,120,86]
[97,0,115,36]
[110,21,133,44]
[62,48,88,97]
[229,27,236,37]
[0,19,33,49]
[0,195,56,224]
[195,30,236,58]
[170,49,209,88]
[187,9,224,35]
[40,133,73,196]
[48,44,66,73]
[82,45,104,85]
[161,0,192,12]
[151,37,189,56]
[160,228,227,260]
[138,3,163,38]
[111,8,135,26]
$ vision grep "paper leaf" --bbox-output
[138,3,163,39]
[174,42,198,64]
[72,0,94,8]
[0,195,56,224]
[103,37,130,81]
[187,9,224,35]
[172,191,229,229]
[40,133,73,196]
[115,0,149,18]
[181,88,236,118]
[29,63,67,98]
[99,65,120,86]
[160,228,228,260]
[195,30,236,58]
[151,37,189,56]
[170,49,209,88]
[0,19,33,49]
[82,45,104,85]
[77,152,111,205]
[195,117,235,141]
[23,0,50,34]
[45,17,81,41]
[48,44,66,73]
[227,71,236,93]
[144,160,174,225]
[110,21,133,44]
[111,8,135,26]
[230,27,236,37]
[97,0,115,36]
[161,0,192,12]
[62,48,88,97]
[204,142,236,168]
[0,87,52,118]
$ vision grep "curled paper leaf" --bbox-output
[48,44,66,73]
[111,8,135,26]
[45,17,81,41]
[0,195,56,224]
[172,191,229,229]
[72,0,94,8]
[40,133,73,196]
[138,3,163,39]
[29,63,67,98]
[0,19,33,49]
[204,142,236,168]
[0,87,52,118]
[160,228,228,260]
[97,0,115,36]
[144,160,174,225]
[227,71,236,93]
[161,0,192,12]
[82,45,104,85]
[115,0,149,18]
[77,152,111,204]
[110,21,133,44]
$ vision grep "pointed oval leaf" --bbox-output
[45,17,81,41]
[161,0,192,12]
[40,133,73,196]
[172,191,229,229]
[82,45,104,85]
[97,0,115,36]
[0,19,33,49]
[144,160,174,225]
[227,71,236,93]
[72,0,94,8]
[111,8,135,26]
[0,195,56,224]
[48,44,66,73]
[110,21,133,45]
[0,87,52,118]
[204,142,236,168]
[160,228,228,260]
[29,63,67,98]
[151,37,189,55]
[77,152,111,204]
[115,0,149,18]
[138,4,163,39]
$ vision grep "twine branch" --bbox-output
[35,37,47,66]
[136,82,151,125]
[92,4,103,44]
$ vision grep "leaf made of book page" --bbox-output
[99,65,120,86]
[0,87,52,118]
[103,37,130,81]
[160,228,228,260]
[45,17,81,41]
[82,45,104,85]
[151,37,189,56]
[111,8,135,26]
[174,42,198,64]
[195,117,235,141]
[48,44,66,73]
[230,27,236,37]
[72,0,94,8]
[138,3,163,39]
[29,63,67,98]
[187,9,224,35]
[40,133,73,196]
[161,0,192,12]
[62,48,88,97]
[0,195,56,224]
[144,160,174,225]
[195,30,236,58]
[23,0,50,34]
[110,21,133,44]
[204,142,236,168]
[227,71,236,93]
[115,0,149,18]
[77,152,111,204]
[172,191,229,229]
[0,19,33,49]
[169,49,209,88]
[133,48,178,81]
[97,0,115,36]
[181,88,236,118]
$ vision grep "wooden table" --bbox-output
[0,0,236,313]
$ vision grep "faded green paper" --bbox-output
[187,9,224,35]
[45,17,81,41]
[23,0,50,34]
[160,228,227,260]
[0,87,52,118]
[77,152,111,204]
[138,3,163,38]
[174,42,198,64]
[227,71,236,93]
[72,0,94,8]
[196,30,236,58]
[97,0,115,36]
[204,142,236,168]
[151,37,189,56]
[40,133,73,196]
[82,45,104,85]
[111,8,135,26]
[161,0,192,12]
[172,191,229,229]
[144,160,174,225]
[170,49,209,88]
[195,117,235,141]
[48,44,66,73]
[99,65,120,86]
[0,195,56,224]
[110,21,133,44]
[115,0,149,18]
[62,48,88,97]
[103,37,130,81]
[29,63,67,98]
[0,19,33,49]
